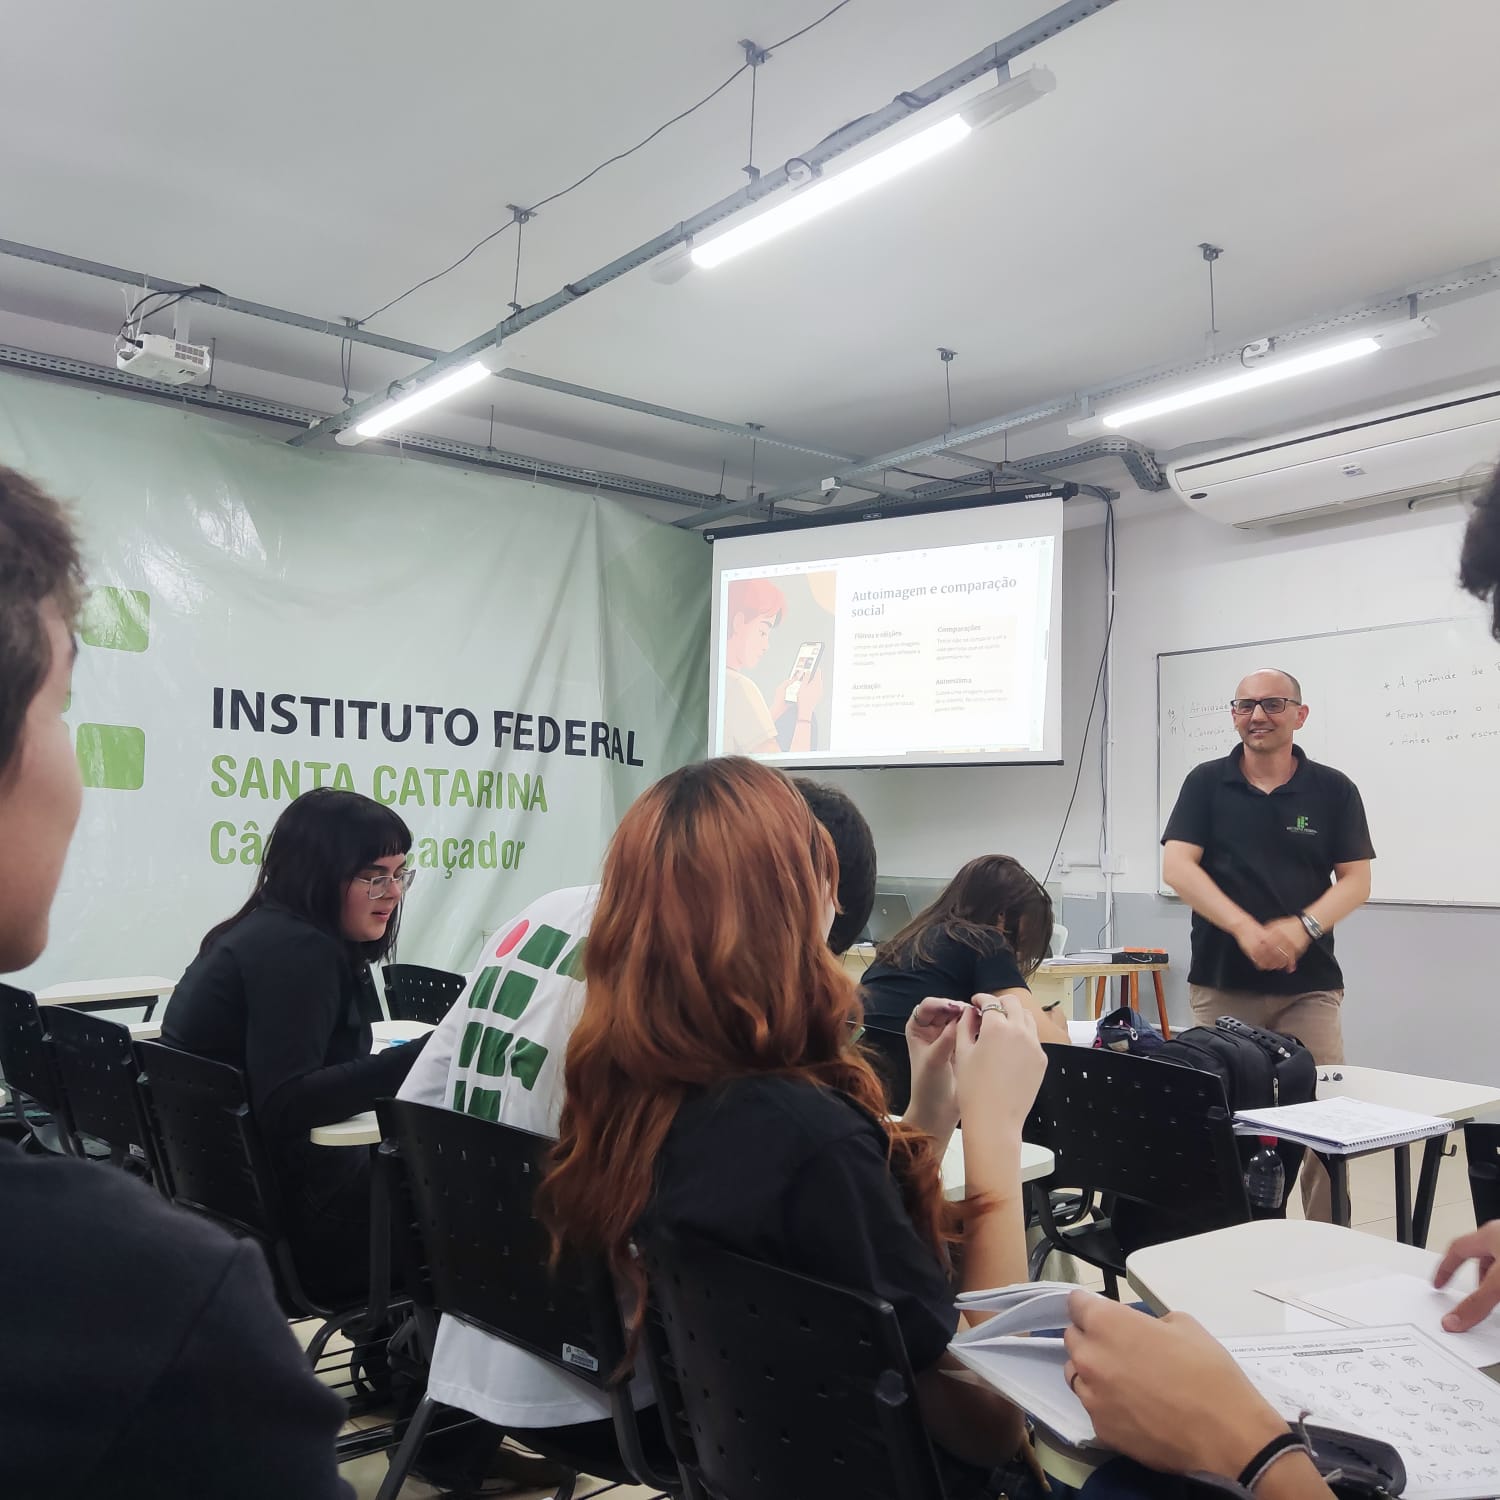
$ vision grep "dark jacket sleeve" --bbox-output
[234,929,425,1136]
[102,1238,353,1499]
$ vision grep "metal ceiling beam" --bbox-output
[495,370,853,460]
[0,237,441,361]
[679,249,1500,527]
[0,342,720,511]
[0,238,872,464]
[291,0,1121,447]
[910,438,1163,499]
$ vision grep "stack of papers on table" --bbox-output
[1258,1265,1500,1369]
[1233,1096,1454,1152]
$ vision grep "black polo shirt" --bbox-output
[1162,745,1374,994]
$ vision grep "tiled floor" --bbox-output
[335,1142,1479,1497]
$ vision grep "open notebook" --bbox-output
[1232,1096,1454,1153]
[947,1291,1500,1498]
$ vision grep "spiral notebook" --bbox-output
[1232,1096,1454,1153]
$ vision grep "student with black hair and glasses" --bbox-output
[858,855,1068,1109]
[163,787,428,1302]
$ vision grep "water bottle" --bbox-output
[1245,1135,1285,1211]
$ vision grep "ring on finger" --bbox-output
[979,1002,1006,1017]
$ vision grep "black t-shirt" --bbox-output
[0,1144,349,1499]
[860,924,1028,1026]
[640,1074,957,1375]
[1162,745,1375,994]
[163,906,425,1196]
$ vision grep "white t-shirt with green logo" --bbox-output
[397,884,650,1428]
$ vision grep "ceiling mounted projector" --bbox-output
[115,332,212,386]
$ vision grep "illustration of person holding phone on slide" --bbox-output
[722,576,826,755]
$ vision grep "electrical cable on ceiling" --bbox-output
[1043,494,1115,885]
[359,0,856,328]
[118,283,222,341]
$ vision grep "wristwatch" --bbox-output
[1297,910,1325,941]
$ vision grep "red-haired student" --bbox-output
[539,757,1048,1499]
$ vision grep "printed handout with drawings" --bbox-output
[1223,1326,1500,1500]
[1258,1264,1500,1370]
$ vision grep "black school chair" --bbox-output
[374,1099,680,1500]
[44,1006,162,1184]
[133,1042,382,1361]
[1463,1123,1500,1224]
[381,963,465,1026]
[0,983,79,1155]
[639,1228,945,1500]
[1024,1042,1250,1297]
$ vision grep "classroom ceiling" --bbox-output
[3,0,1500,514]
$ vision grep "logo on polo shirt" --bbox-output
[1287,814,1317,835]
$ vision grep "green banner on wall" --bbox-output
[0,372,709,988]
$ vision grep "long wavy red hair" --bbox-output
[539,756,954,1332]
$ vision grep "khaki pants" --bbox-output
[1188,985,1345,1223]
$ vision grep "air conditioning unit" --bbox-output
[1166,385,1500,528]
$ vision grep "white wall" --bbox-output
[817,488,1500,1083]
[818,509,1110,885]
[1111,495,1478,893]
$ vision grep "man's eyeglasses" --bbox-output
[1230,697,1301,716]
[354,869,416,900]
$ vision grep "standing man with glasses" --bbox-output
[1162,668,1374,1221]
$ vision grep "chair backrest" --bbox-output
[381,964,466,1026]
[640,1230,945,1500]
[45,1006,159,1177]
[1465,1123,1500,1224]
[0,984,68,1116]
[376,1098,623,1383]
[134,1040,284,1243]
[1028,1043,1250,1235]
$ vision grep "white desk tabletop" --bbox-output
[310,1110,381,1147]
[941,1132,1054,1202]
[1320,1064,1500,1122]
[126,1020,161,1041]
[1036,960,1169,976]
[36,975,174,1005]
[372,1019,433,1049]
[1127,1219,1441,1338]
[309,1021,434,1147]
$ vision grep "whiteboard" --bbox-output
[1156,614,1500,906]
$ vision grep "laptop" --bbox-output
[862,892,914,946]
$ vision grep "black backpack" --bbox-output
[1110,1017,1317,1253]
[1153,1015,1318,1119]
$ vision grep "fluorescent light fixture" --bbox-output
[1070,317,1437,435]
[335,347,506,445]
[688,67,1055,272]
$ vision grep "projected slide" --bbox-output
[709,498,1062,768]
